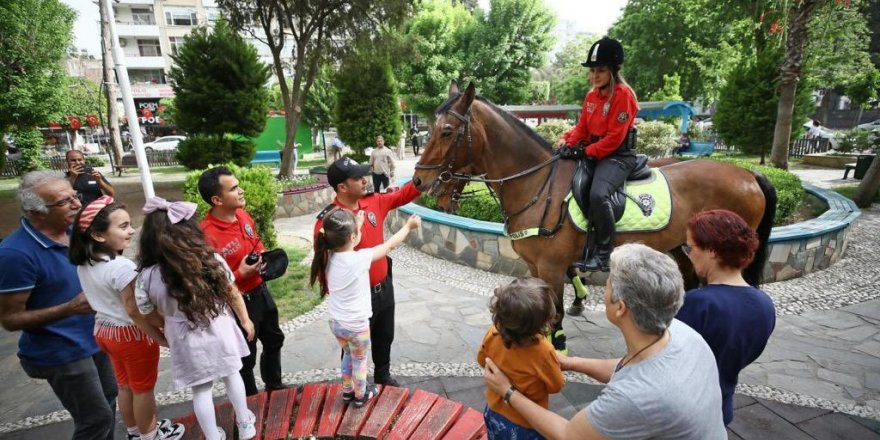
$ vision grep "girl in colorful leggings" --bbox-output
[310,208,420,406]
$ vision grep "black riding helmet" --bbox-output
[581,37,624,68]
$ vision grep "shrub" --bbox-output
[11,128,46,172]
[419,183,503,223]
[278,175,319,191]
[182,162,281,248]
[85,155,106,167]
[0,136,7,171]
[710,157,805,225]
[835,128,877,154]
[177,134,256,170]
[534,120,573,144]
[687,124,715,142]
[635,120,678,158]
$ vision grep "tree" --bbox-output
[647,74,683,101]
[55,76,108,149]
[549,34,597,104]
[396,0,474,118]
[463,0,556,104]
[335,54,402,160]
[217,0,411,177]
[170,19,270,139]
[853,139,880,208]
[714,49,813,164]
[769,0,827,170]
[301,65,337,148]
[0,0,75,131]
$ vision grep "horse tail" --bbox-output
[743,171,777,286]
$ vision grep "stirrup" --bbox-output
[576,255,609,272]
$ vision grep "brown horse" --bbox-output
[412,83,777,352]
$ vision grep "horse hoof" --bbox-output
[567,302,584,316]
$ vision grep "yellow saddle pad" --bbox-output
[566,168,672,233]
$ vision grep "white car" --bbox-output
[856,119,880,132]
[142,135,186,152]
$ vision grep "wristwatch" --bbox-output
[503,385,518,405]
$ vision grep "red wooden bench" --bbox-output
[173,383,486,440]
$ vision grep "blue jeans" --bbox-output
[21,352,117,440]
[484,406,545,440]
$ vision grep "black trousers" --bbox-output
[236,283,285,395]
[372,173,390,193]
[587,152,636,216]
[370,258,396,381]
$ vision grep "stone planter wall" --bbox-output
[275,184,334,218]
[387,184,860,284]
[802,154,858,168]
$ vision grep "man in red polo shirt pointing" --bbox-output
[314,158,421,386]
[199,166,285,396]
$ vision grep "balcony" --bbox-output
[116,22,160,37]
[116,0,154,4]
[125,56,166,69]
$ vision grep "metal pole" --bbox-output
[102,0,155,199]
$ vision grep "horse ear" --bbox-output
[448,80,460,97]
[461,82,476,109]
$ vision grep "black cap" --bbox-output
[581,37,624,68]
[327,157,371,189]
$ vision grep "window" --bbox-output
[205,7,220,24]
[137,39,161,56]
[129,69,166,85]
[165,8,198,26]
[131,8,155,25]
[169,37,185,55]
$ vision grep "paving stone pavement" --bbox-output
[1,158,879,438]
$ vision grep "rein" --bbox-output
[416,106,567,238]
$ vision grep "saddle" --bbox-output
[571,154,652,222]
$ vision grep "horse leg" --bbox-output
[535,262,569,354]
[566,266,589,316]
[670,247,700,291]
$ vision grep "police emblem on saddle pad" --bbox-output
[567,169,672,233]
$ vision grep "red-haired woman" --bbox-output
[676,209,776,426]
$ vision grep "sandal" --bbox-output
[353,384,379,408]
[342,390,355,402]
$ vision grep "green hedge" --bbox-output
[85,155,106,167]
[177,134,256,170]
[709,157,804,225]
[420,183,504,223]
[182,162,281,248]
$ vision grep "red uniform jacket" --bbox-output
[202,208,266,293]
[563,83,638,160]
[313,182,421,286]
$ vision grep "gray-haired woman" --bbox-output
[483,243,726,440]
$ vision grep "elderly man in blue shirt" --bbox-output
[0,170,117,440]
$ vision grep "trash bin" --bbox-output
[854,154,876,180]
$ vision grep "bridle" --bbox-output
[414,105,566,237]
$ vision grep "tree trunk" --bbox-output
[99,0,125,175]
[853,155,880,208]
[769,0,822,170]
[770,80,798,169]
[818,88,831,125]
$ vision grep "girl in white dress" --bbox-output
[135,197,256,440]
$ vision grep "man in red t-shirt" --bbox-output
[314,158,421,386]
[198,166,285,396]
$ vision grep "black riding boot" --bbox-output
[578,201,615,272]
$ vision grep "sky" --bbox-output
[64,0,628,57]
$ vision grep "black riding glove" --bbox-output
[559,145,585,160]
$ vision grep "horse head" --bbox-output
[413,81,487,195]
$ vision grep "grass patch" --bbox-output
[265,245,324,321]
[297,159,326,169]
[834,184,880,204]
[121,165,188,176]
[0,187,16,200]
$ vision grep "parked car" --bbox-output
[142,135,186,152]
[856,119,880,132]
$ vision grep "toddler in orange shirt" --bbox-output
[477,278,565,439]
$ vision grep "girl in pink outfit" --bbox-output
[134,197,257,440]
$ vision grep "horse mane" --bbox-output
[436,93,553,153]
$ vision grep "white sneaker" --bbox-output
[215,427,226,440]
[157,422,185,440]
[236,409,257,440]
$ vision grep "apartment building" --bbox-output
[112,0,285,98]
